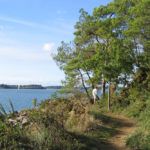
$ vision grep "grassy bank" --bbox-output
[0,95,134,150]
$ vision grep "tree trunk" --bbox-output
[102,79,106,97]
[78,69,91,100]
[108,82,111,111]
[83,64,94,89]
[86,70,94,89]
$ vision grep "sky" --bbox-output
[0,0,112,86]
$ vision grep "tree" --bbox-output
[53,41,92,100]
[74,5,134,97]
[53,0,149,108]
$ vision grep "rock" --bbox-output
[8,118,17,125]
[8,113,29,127]
[20,111,27,116]
[16,116,24,121]
[8,118,15,123]
[22,118,28,125]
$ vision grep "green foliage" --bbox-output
[27,110,81,150]
[0,100,17,120]
[126,131,150,150]
[0,103,7,117]
[0,99,87,150]
[111,68,150,150]
[139,100,150,131]
[9,99,16,113]
[54,0,149,100]
[32,98,37,108]
[39,98,93,132]
[0,121,34,149]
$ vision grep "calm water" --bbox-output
[0,89,58,112]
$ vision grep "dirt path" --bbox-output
[100,113,137,150]
[72,110,137,150]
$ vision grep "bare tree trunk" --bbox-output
[86,70,94,89]
[82,64,94,89]
[108,82,111,111]
[102,79,106,97]
[78,69,91,100]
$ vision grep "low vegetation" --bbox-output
[0,77,149,150]
[0,97,90,149]
[110,68,150,150]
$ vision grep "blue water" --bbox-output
[0,89,58,112]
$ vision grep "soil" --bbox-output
[97,113,136,150]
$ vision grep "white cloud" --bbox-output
[43,42,55,52]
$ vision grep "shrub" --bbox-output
[0,121,34,149]
[27,107,83,150]
[126,131,150,150]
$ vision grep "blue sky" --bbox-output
[0,0,112,86]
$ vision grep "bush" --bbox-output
[0,121,34,149]
[111,72,150,150]
[26,105,83,150]
[126,131,150,150]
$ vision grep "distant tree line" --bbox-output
[0,84,62,89]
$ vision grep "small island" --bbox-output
[0,84,62,89]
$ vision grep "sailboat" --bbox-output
[18,85,20,90]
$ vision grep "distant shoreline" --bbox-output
[0,84,62,89]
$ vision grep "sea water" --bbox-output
[0,89,58,112]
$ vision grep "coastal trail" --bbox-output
[74,108,137,150]
[101,113,137,150]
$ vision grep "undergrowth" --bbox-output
[111,74,150,150]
